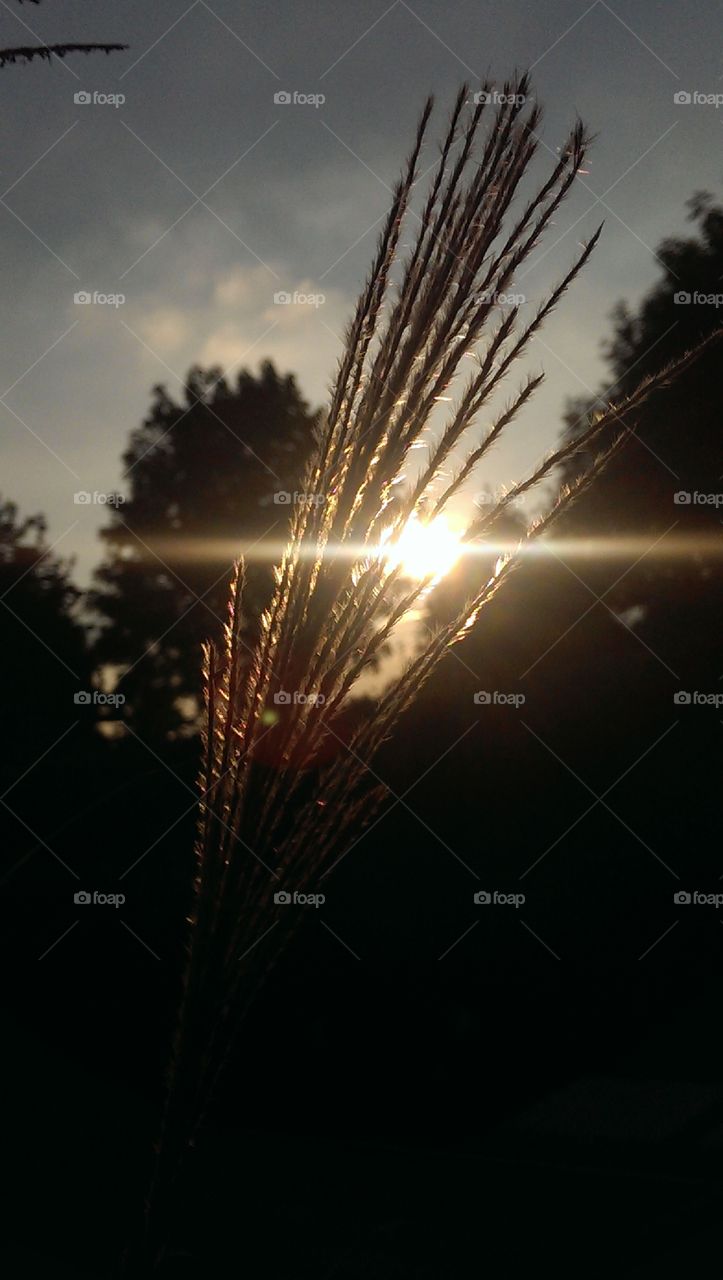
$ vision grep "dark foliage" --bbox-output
[91,361,319,739]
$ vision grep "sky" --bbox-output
[1,0,722,584]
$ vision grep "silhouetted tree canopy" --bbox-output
[91,361,319,739]
[379,197,723,985]
[0,498,89,772]
[556,191,723,660]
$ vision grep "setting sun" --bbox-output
[383,514,463,584]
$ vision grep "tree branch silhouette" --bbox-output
[1,2,126,68]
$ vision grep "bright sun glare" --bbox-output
[383,514,463,584]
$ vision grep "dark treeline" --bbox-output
[2,196,722,1276]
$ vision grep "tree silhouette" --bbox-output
[556,191,723,675]
[0,498,89,775]
[91,361,319,739]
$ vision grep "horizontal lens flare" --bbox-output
[130,534,723,565]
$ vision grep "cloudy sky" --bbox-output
[2,0,721,582]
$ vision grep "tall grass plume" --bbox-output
[127,73,720,1272]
